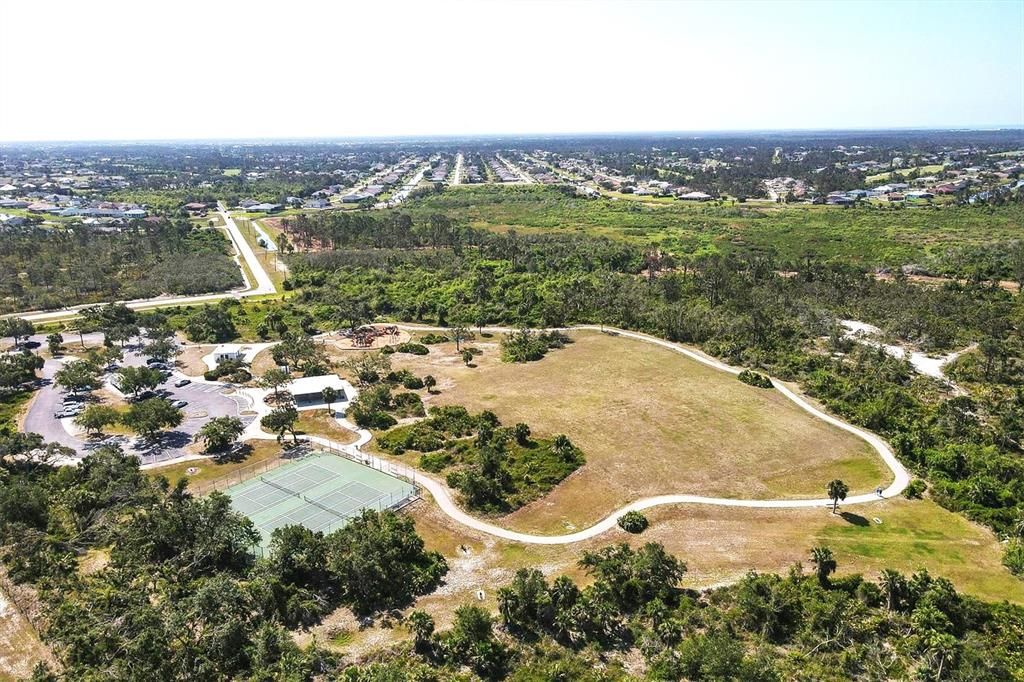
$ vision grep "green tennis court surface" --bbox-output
[225,452,416,551]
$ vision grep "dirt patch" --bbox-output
[176,344,216,376]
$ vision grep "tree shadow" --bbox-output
[840,511,870,527]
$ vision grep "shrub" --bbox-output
[618,511,649,534]
[394,342,429,355]
[392,392,426,418]
[1004,539,1024,577]
[903,478,927,499]
[402,375,425,390]
[419,333,449,344]
[204,359,248,382]
[738,369,773,389]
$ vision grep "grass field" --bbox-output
[389,330,886,533]
[396,184,1024,267]
[0,391,31,433]
[295,409,359,443]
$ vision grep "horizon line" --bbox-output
[3,125,1024,146]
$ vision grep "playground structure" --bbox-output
[331,324,409,350]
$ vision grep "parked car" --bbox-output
[173,379,191,388]
[171,400,188,409]
[145,358,163,365]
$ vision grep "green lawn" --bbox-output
[0,391,31,433]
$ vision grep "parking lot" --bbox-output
[22,342,253,466]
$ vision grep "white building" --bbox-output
[286,374,356,411]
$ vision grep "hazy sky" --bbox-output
[2,0,1022,141]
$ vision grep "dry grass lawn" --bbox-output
[295,409,358,444]
[176,344,215,376]
[146,440,286,490]
[390,330,885,533]
[0,591,52,682]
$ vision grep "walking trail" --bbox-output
[241,324,911,545]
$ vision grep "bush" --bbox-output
[500,329,572,363]
[392,392,426,418]
[738,369,773,389]
[617,511,649,534]
[903,478,927,499]
[1004,539,1024,577]
[402,376,425,390]
[419,333,449,344]
[204,359,248,382]
[394,342,429,355]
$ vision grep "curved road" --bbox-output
[247,323,911,546]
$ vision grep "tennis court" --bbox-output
[225,452,416,551]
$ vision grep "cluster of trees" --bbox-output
[0,221,241,313]
[500,328,571,363]
[0,442,446,679]
[374,544,1024,681]
[376,405,583,513]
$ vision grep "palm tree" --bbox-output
[827,479,849,514]
[810,546,837,586]
[879,569,906,612]
[321,386,338,414]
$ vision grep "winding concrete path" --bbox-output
[241,324,911,545]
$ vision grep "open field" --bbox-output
[395,185,1024,266]
[388,330,886,533]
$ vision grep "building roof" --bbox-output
[287,374,349,396]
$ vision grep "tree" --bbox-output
[406,610,435,655]
[122,398,183,439]
[184,303,237,343]
[320,387,339,414]
[827,479,849,514]
[142,337,180,363]
[423,374,437,394]
[46,333,64,356]
[0,351,43,389]
[261,405,299,443]
[0,317,35,349]
[326,509,447,616]
[451,326,474,351]
[115,366,163,400]
[461,350,474,366]
[195,416,245,453]
[259,368,291,400]
[511,422,531,445]
[809,546,837,586]
[342,351,391,386]
[879,569,907,612]
[74,405,121,436]
[54,360,100,394]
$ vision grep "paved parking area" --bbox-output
[21,342,252,465]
